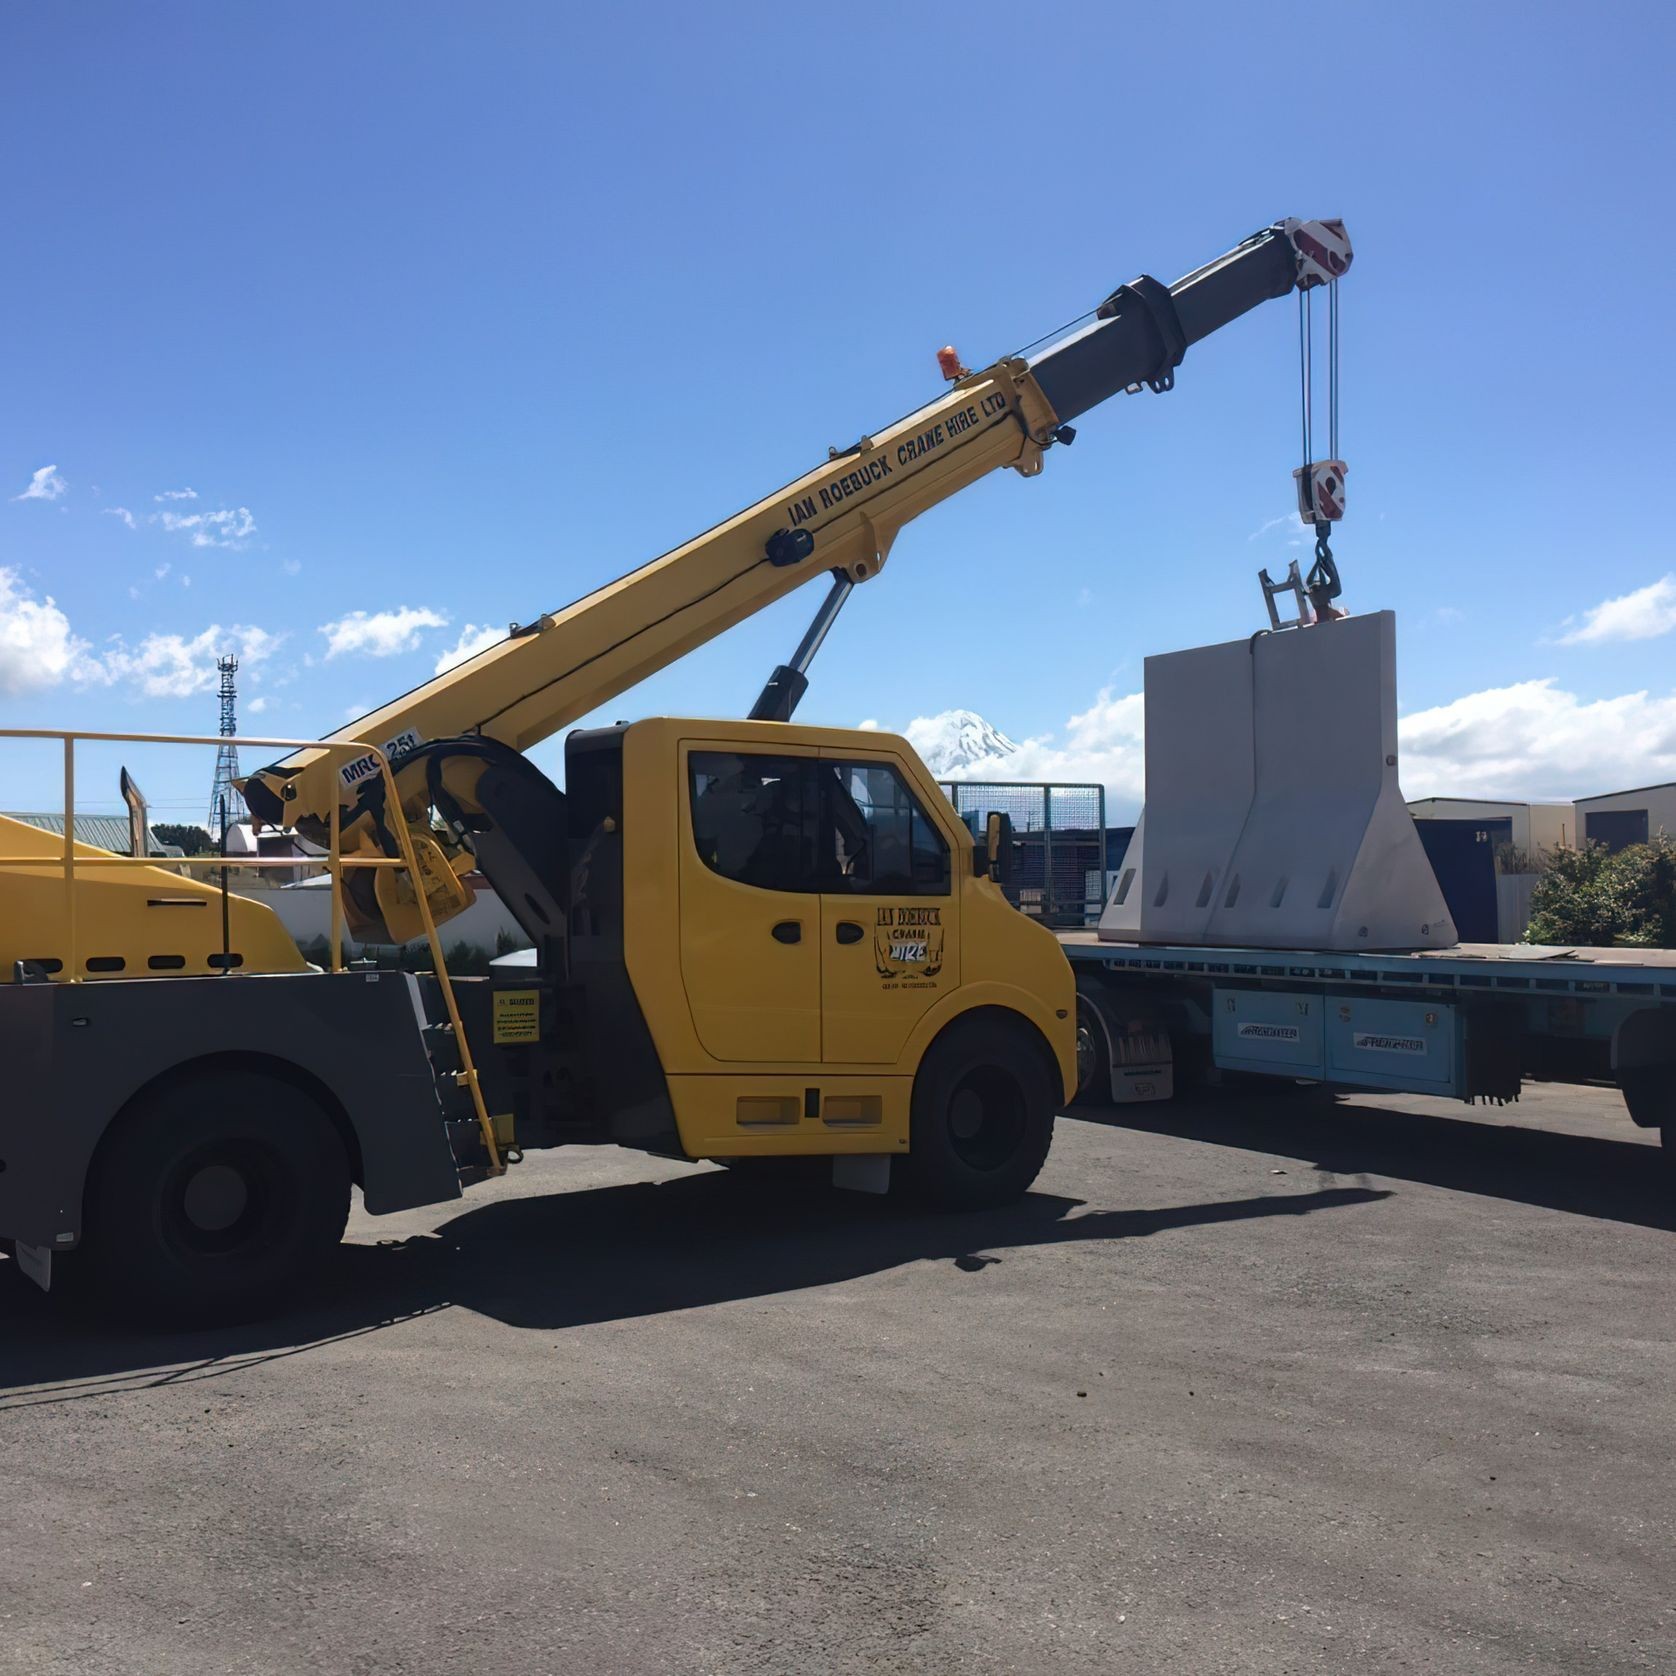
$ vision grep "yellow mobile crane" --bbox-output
[1,218,1351,1318]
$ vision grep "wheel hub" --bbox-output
[945,1067,1026,1170]
[1075,1022,1097,1095]
[181,1163,250,1233]
[949,1089,986,1142]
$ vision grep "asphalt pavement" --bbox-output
[3,1081,1674,1674]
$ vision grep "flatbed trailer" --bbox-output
[1061,932,1676,1157]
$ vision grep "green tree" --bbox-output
[152,822,215,854]
[1525,835,1676,948]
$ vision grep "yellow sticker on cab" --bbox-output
[492,989,540,1044]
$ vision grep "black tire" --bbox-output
[904,1018,1056,1210]
[1072,997,1112,1107]
[1660,1125,1676,1180]
[1620,1066,1676,1129]
[83,1070,350,1325]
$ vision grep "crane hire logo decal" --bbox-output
[779,394,1012,529]
[874,906,944,987]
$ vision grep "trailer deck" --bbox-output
[1060,933,1676,1130]
[1061,932,1676,992]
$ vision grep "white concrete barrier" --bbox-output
[1101,611,1454,951]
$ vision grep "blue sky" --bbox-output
[4,1,1674,823]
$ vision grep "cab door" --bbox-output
[818,754,960,1065]
[678,744,823,1063]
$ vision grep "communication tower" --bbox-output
[207,654,248,830]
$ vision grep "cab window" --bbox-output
[822,761,950,896]
[690,752,951,897]
[689,753,823,894]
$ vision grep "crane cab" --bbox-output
[486,718,1076,1201]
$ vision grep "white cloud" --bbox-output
[97,488,257,549]
[99,624,284,699]
[1556,574,1676,646]
[948,691,1146,810]
[12,465,66,503]
[880,671,1676,817]
[154,563,171,581]
[180,574,192,588]
[1397,678,1676,800]
[1247,508,1312,549]
[281,558,302,577]
[320,606,449,659]
[433,622,504,675]
[0,566,282,699]
[246,695,271,715]
[157,506,256,549]
[896,694,1147,815]
[0,567,94,692]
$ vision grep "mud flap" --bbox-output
[832,1155,891,1195]
[14,1240,51,1292]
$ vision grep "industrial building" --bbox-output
[0,811,175,856]
[1407,797,1574,858]
[1571,783,1676,852]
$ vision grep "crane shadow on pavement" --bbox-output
[1088,1089,1676,1232]
[0,1175,1387,1402]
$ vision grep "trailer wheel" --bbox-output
[84,1071,350,1324]
[1620,1066,1676,1130]
[1073,997,1112,1106]
[905,1018,1055,1210]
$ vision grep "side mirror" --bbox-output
[976,810,1014,888]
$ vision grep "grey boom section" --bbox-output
[1029,225,1299,423]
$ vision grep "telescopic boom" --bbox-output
[245,218,1350,845]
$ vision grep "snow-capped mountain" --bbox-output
[903,709,1019,778]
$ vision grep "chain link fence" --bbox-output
[938,781,1109,927]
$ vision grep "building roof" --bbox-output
[1407,797,1572,811]
[3,811,171,855]
[1574,783,1676,806]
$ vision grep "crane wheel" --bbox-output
[83,1070,351,1325]
[904,1018,1055,1210]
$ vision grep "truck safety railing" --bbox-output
[0,728,503,1175]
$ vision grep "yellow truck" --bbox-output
[0,218,1350,1319]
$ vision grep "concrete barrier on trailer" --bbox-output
[1100,610,1454,952]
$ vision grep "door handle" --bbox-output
[835,921,864,945]
[771,920,802,944]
